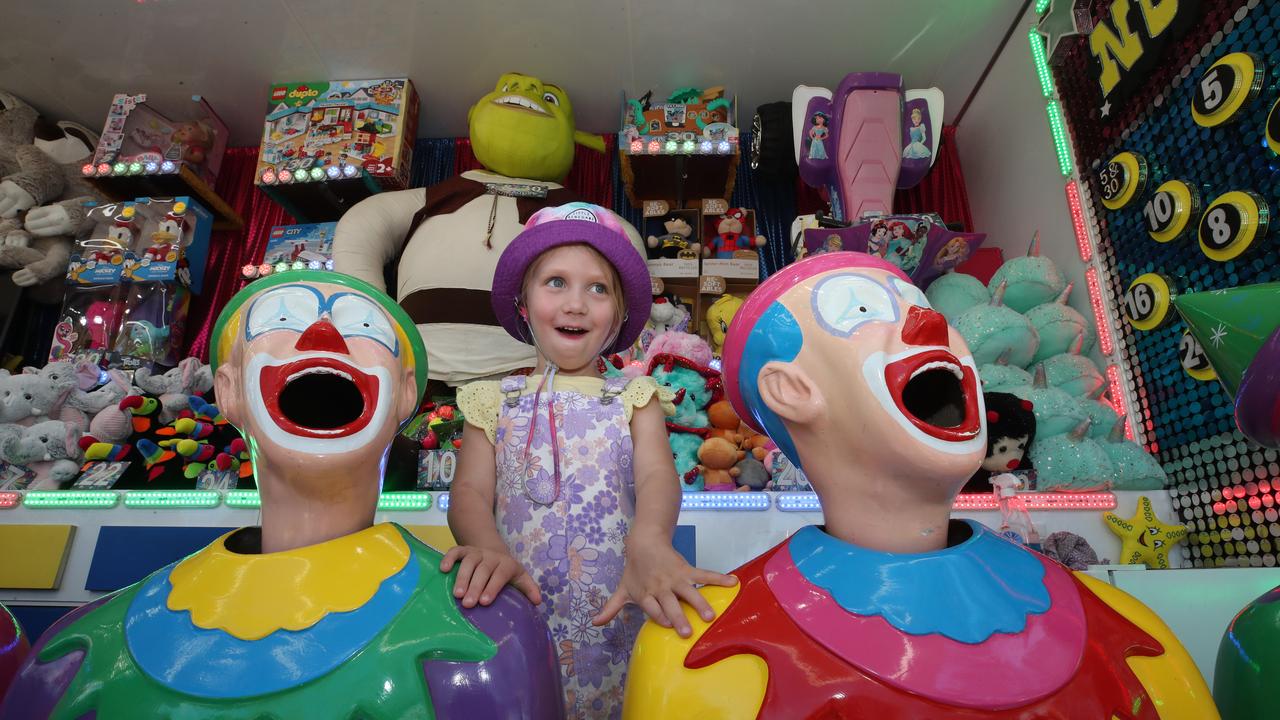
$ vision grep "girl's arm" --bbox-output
[442,422,542,607]
[592,398,737,637]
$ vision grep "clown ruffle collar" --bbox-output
[785,520,1051,643]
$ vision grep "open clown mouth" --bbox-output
[491,94,550,116]
[883,349,981,442]
[259,357,377,439]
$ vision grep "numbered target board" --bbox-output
[1179,331,1217,381]
[1098,151,1148,210]
[1124,273,1175,331]
[1198,190,1269,261]
[1192,52,1265,128]
[1144,179,1199,243]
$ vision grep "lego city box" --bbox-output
[256,79,420,190]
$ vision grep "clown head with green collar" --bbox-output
[469,72,604,181]
[212,270,427,553]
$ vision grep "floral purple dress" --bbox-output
[457,373,673,720]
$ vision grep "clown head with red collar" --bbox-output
[211,270,426,553]
[724,252,984,550]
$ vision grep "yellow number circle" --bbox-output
[1145,180,1199,243]
[1198,190,1269,261]
[1179,330,1217,382]
[1267,97,1280,156]
[1099,151,1147,210]
[1124,273,1174,331]
[1192,52,1265,128]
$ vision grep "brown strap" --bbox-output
[400,288,499,326]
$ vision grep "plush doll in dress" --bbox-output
[1,271,565,720]
[623,252,1216,719]
[960,391,1035,494]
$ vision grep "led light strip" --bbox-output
[680,492,772,511]
[376,492,432,511]
[776,491,1117,512]
[224,490,262,508]
[1066,180,1092,262]
[123,490,221,509]
[0,491,20,509]
[23,491,120,509]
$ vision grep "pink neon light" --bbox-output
[1085,268,1114,355]
[1106,365,1127,418]
[0,491,18,509]
[1066,181,1091,262]
[952,492,1117,511]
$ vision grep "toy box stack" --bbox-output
[50,197,213,371]
[85,94,229,187]
[255,79,420,190]
[241,222,337,281]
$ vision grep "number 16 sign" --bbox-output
[1124,273,1176,331]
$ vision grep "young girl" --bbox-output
[444,203,735,718]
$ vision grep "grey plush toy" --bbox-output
[0,368,75,425]
[134,357,214,423]
[0,90,102,302]
[0,418,83,489]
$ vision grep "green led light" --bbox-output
[224,490,262,508]
[377,492,432,511]
[112,162,128,175]
[1029,28,1054,98]
[24,491,120,508]
[1045,100,1074,176]
[124,490,221,508]
[681,140,695,153]
[1035,0,1051,13]
[310,167,325,181]
[128,162,143,174]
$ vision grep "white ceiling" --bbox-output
[2,0,1023,146]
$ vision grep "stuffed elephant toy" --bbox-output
[0,368,75,425]
[0,419,82,489]
[134,358,213,423]
[0,90,102,303]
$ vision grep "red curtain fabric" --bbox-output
[452,135,619,208]
[795,124,973,231]
[184,147,293,361]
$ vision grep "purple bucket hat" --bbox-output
[491,202,651,355]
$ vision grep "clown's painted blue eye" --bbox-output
[246,286,320,339]
[890,277,930,309]
[331,294,398,354]
[811,273,898,337]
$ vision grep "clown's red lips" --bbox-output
[260,357,377,438]
[884,348,981,442]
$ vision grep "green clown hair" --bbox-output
[210,270,428,406]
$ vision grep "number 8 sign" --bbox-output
[1198,191,1269,261]
[1124,273,1175,331]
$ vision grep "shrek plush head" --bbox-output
[468,72,604,181]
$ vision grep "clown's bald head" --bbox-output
[722,254,987,490]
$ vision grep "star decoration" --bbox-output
[1100,100,1112,118]
[1210,323,1228,347]
[1036,0,1085,65]
[1104,495,1188,569]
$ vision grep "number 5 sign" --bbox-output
[1192,52,1265,128]
[1124,273,1176,331]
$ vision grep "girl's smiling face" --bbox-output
[522,244,622,375]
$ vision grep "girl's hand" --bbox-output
[591,538,737,638]
[440,545,542,608]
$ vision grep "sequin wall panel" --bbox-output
[1055,0,1280,567]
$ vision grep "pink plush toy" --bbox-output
[646,331,714,368]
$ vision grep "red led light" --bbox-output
[951,492,1117,511]
[241,264,258,278]
[81,163,95,176]
[1085,268,1115,355]
[1106,365,1127,419]
[1214,502,1226,515]
[1250,496,1262,510]
[278,170,293,183]
[647,140,661,154]
[0,491,18,509]
[1066,181,1092,262]
[96,162,111,176]
[630,141,642,154]
[261,170,277,185]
